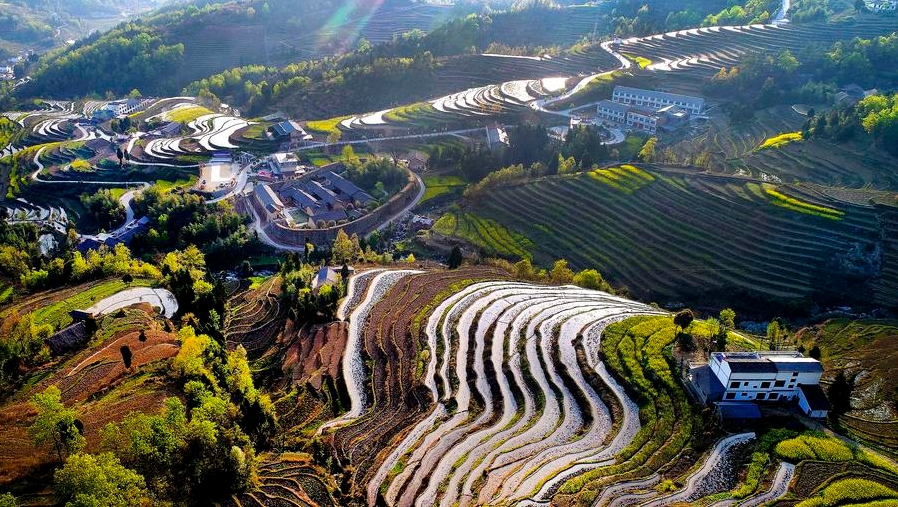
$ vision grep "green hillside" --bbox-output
[438,168,898,313]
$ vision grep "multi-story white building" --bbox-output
[708,351,829,418]
[612,86,705,115]
[268,152,303,177]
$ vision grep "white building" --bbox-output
[612,86,705,115]
[268,152,303,177]
[709,351,828,417]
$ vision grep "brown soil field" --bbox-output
[331,267,509,498]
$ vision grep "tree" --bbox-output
[828,371,854,415]
[240,260,253,277]
[638,137,658,162]
[340,263,350,281]
[673,309,694,332]
[29,386,84,462]
[573,269,612,292]
[116,147,124,166]
[766,319,787,350]
[122,273,133,285]
[332,230,354,265]
[549,259,575,284]
[719,308,736,332]
[448,246,463,269]
[0,493,16,507]
[809,345,822,360]
[406,253,416,263]
[54,452,149,507]
[120,345,132,369]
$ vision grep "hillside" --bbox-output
[795,319,898,456]
[11,0,467,99]
[431,168,898,315]
[0,0,178,59]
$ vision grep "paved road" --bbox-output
[83,287,179,318]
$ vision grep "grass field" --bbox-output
[155,175,198,193]
[165,105,214,124]
[420,174,465,204]
[305,116,351,135]
[3,279,154,331]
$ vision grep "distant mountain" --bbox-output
[12,0,470,99]
[0,0,179,59]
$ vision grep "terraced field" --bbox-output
[616,16,898,80]
[313,269,812,507]
[439,168,896,307]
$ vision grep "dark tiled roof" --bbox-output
[727,359,778,374]
[799,384,830,411]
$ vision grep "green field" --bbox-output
[439,169,891,305]
[155,175,198,193]
[305,116,351,135]
[7,279,154,331]
[432,210,533,260]
[421,175,466,204]
[166,105,214,123]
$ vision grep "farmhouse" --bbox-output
[271,120,313,142]
[695,351,829,418]
[612,86,705,115]
[93,98,145,121]
[486,124,509,150]
[268,152,306,177]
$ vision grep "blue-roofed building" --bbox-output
[716,402,762,420]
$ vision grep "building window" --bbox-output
[768,393,778,400]
[761,382,771,389]
[743,382,749,386]
[725,393,735,400]
[774,380,786,387]
[757,393,766,400]
[792,372,798,376]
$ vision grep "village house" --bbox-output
[691,351,829,419]
[268,152,306,177]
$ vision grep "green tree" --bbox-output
[719,308,736,332]
[573,269,612,292]
[54,452,149,507]
[0,493,16,507]
[828,371,854,416]
[448,246,463,269]
[673,309,694,332]
[766,319,787,350]
[29,386,85,462]
[549,259,575,284]
[809,345,822,360]
[638,137,658,162]
[332,229,354,265]
[120,345,132,369]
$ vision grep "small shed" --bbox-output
[47,322,90,355]
[797,384,830,419]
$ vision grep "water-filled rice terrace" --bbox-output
[314,268,821,507]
